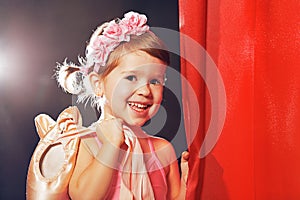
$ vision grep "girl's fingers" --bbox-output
[180,151,189,184]
[113,118,124,131]
[102,113,124,130]
[181,151,190,162]
[103,112,116,120]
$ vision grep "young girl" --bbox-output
[36,11,188,199]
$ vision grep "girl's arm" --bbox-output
[158,139,189,200]
[166,158,181,199]
[69,118,125,200]
[175,151,189,200]
[68,141,122,200]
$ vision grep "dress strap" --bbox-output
[147,138,155,153]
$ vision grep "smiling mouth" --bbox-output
[128,102,151,112]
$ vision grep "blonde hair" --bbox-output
[96,32,170,79]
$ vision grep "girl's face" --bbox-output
[102,50,166,127]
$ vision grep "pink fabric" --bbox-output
[105,138,167,199]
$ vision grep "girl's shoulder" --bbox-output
[147,135,177,167]
[148,135,172,149]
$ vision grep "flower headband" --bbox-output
[82,11,149,75]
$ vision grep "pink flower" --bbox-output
[123,11,147,29]
[93,45,108,66]
[122,12,149,35]
[103,21,127,41]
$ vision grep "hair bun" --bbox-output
[56,60,83,95]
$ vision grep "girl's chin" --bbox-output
[123,118,149,127]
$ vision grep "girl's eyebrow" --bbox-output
[121,70,140,74]
[121,69,165,77]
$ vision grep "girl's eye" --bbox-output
[125,75,137,81]
[150,79,162,85]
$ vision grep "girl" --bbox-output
[57,11,188,199]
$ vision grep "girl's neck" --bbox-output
[121,122,149,138]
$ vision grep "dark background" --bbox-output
[0,0,181,199]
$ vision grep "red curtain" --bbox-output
[179,0,300,199]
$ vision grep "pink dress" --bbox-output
[104,138,168,199]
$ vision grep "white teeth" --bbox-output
[128,102,149,109]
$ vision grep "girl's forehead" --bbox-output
[119,64,166,76]
[118,50,165,67]
[116,51,167,74]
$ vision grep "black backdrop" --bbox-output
[0,0,181,199]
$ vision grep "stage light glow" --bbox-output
[0,50,14,84]
[0,49,9,82]
[0,39,21,85]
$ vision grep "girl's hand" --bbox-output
[96,117,125,147]
[180,151,190,184]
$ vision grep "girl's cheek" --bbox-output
[111,86,133,104]
[110,80,130,96]
[153,88,164,101]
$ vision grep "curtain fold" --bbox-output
[179,0,300,199]
[179,0,207,199]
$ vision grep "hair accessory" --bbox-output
[83,11,149,74]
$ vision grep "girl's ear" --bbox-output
[88,72,104,97]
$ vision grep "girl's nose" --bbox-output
[136,84,151,97]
